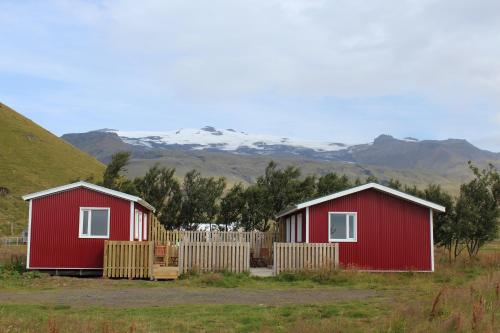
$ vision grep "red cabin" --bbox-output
[277,183,445,272]
[23,181,155,274]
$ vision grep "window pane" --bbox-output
[90,210,108,236]
[82,210,89,235]
[348,215,355,239]
[330,214,347,240]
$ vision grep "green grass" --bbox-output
[0,103,104,235]
[0,251,499,332]
[0,302,387,333]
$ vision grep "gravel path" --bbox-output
[0,287,376,308]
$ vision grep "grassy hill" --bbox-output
[0,103,105,236]
[123,149,467,195]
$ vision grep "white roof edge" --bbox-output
[22,181,155,212]
[276,183,446,218]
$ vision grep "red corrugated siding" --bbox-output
[308,189,431,271]
[29,188,132,269]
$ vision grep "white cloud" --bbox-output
[1,0,500,150]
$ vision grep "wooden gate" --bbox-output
[178,242,250,274]
[273,242,339,275]
[103,241,154,278]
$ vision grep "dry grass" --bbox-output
[0,242,499,332]
[0,245,26,265]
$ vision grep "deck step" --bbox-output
[152,264,179,280]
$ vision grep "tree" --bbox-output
[240,185,270,231]
[179,170,226,230]
[134,165,182,229]
[218,183,246,231]
[101,151,135,192]
[387,178,402,190]
[316,173,351,197]
[365,175,379,183]
[252,161,316,228]
[455,163,499,257]
[423,184,456,261]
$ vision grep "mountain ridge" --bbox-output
[62,127,500,195]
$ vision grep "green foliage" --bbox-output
[387,178,403,190]
[454,162,499,257]
[179,170,226,230]
[423,184,455,255]
[101,152,134,192]
[134,165,182,230]
[316,173,351,197]
[218,183,246,230]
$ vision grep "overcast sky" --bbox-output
[1,0,499,151]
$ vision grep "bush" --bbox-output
[1,256,25,275]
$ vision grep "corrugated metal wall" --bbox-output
[30,188,132,269]
[308,189,431,271]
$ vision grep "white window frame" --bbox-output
[328,212,357,242]
[79,207,110,239]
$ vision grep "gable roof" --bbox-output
[276,182,446,218]
[22,181,155,212]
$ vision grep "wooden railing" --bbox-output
[103,241,154,279]
[273,242,339,275]
[178,242,250,274]
[0,237,26,246]
[148,216,277,257]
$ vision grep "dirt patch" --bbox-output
[0,287,376,307]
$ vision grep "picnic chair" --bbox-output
[154,244,168,266]
[250,248,269,267]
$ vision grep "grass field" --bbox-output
[0,103,104,236]
[0,242,499,332]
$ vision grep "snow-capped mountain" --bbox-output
[62,127,500,173]
[110,126,352,154]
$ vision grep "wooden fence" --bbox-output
[103,241,153,279]
[0,237,26,246]
[148,216,277,257]
[273,242,339,275]
[178,242,250,274]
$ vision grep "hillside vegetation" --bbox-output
[0,103,104,235]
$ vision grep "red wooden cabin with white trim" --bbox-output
[23,181,155,274]
[277,183,446,272]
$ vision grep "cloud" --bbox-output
[0,0,499,150]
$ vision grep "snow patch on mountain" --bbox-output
[108,127,352,153]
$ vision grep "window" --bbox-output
[290,215,296,243]
[297,214,302,242]
[328,212,357,242]
[79,208,110,238]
